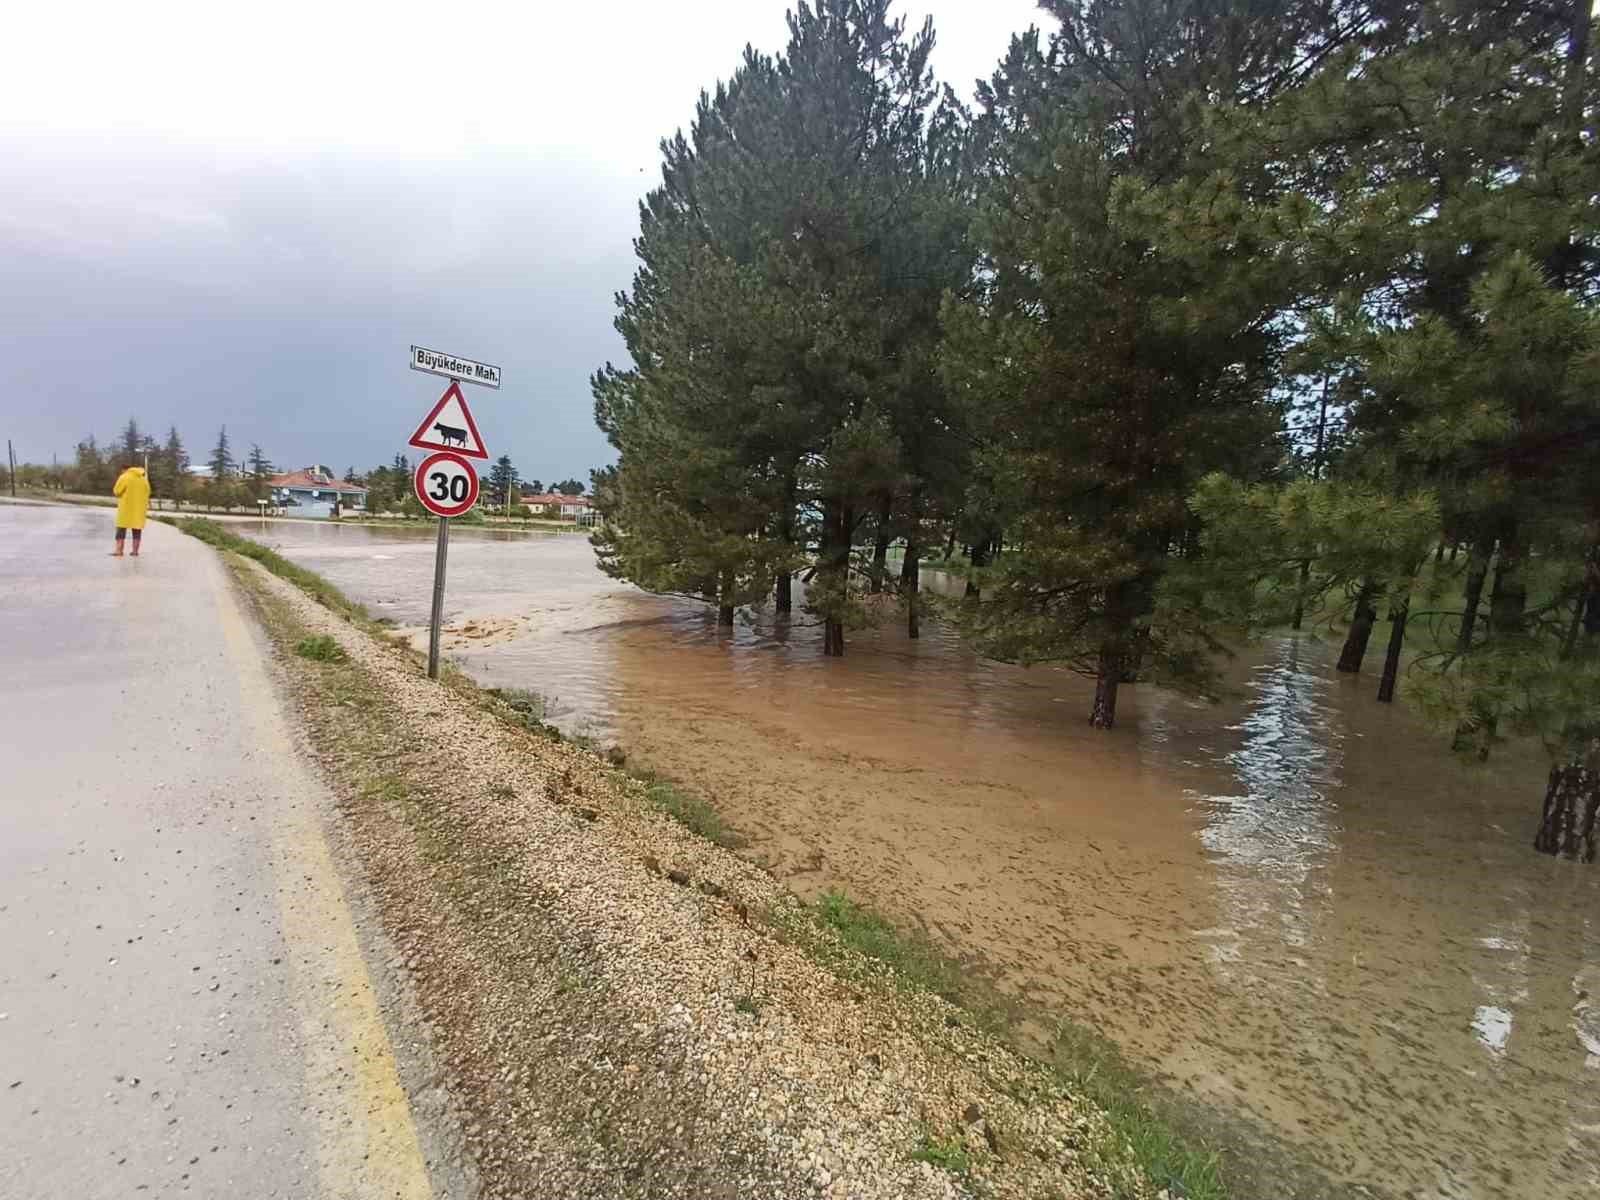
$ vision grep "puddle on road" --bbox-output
[249,520,1600,1199]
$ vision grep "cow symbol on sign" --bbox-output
[433,421,468,448]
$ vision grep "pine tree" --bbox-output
[488,455,520,509]
[117,418,143,471]
[209,426,236,481]
[1169,0,1600,844]
[943,2,1331,727]
[594,0,969,645]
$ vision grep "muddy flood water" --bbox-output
[241,519,1600,1199]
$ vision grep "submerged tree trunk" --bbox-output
[1089,642,1122,730]
[1337,583,1378,673]
[901,538,921,639]
[1456,541,1491,655]
[775,571,792,615]
[1534,756,1599,862]
[821,500,851,658]
[1376,597,1409,703]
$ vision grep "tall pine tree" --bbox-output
[943,1,1335,727]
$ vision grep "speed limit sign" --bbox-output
[413,451,480,518]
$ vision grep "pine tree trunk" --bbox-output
[718,566,736,627]
[1377,597,1409,703]
[1562,594,1585,659]
[775,468,796,616]
[1337,583,1378,673]
[1456,541,1491,655]
[966,538,988,600]
[821,499,850,658]
[1434,539,1446,565]
[1490,531,1527,635]
[944,526,957,560]
[870,495,891,594]
[1089,642,1121,730]
[901,540,920,640]
[1290,556,1311,631]
[1534,755,1599,862]
[824,619,845,657]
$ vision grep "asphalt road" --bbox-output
[0,505,443,1199]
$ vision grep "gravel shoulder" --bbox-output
[226,551,1158,1200]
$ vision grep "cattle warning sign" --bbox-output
[408,381,489,460]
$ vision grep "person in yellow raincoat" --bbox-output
[111,465,152,557]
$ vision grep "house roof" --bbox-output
[522,493,591,506]
[270,469,367,494]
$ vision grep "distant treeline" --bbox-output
[6,423,594,519]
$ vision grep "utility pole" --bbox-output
[7,439,16,497]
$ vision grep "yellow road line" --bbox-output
[210,550,435,1200]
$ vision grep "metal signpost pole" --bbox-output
[428,515,450,680]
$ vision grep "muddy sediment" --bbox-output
[245,522,1600,1199]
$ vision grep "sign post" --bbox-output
[428,517,449,679]
[411,449,481,676]
[407,349,495,680]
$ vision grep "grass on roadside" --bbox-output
[814,888,968,1008]
[1047,1020,1227,1200]
[161,517,372,625]
[642,778,738,847]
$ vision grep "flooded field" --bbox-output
[243,518,1600,1199]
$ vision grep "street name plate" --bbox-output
[409,345,502,390]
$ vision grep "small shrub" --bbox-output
[733,994,761,1017]
[910,1132,970,1176]
[495,687,549,723]
[294,634,346,663]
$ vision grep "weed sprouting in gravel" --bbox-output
[909,1130,970,1176]
[295,634,347,663]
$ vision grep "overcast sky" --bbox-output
[0,1,1049,485]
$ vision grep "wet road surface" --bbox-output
[0,506,439,1199]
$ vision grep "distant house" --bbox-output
[521,492,592,520]
[270,467,368,518]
